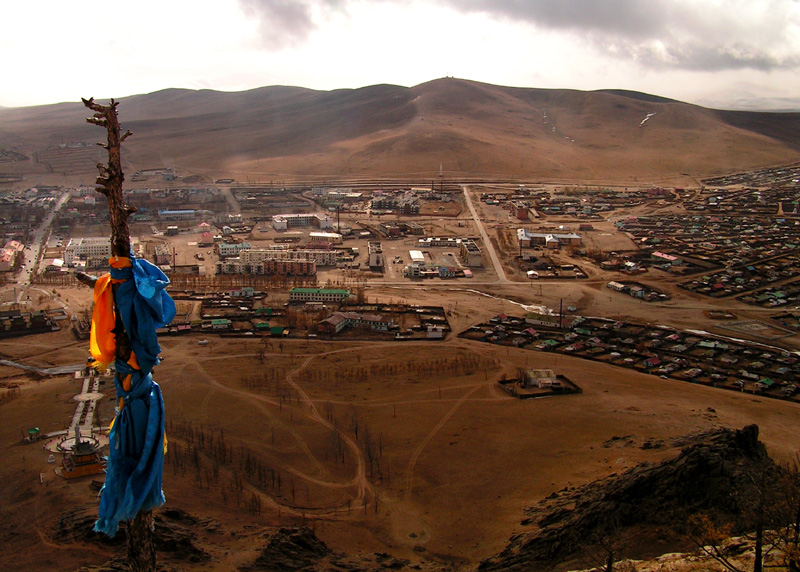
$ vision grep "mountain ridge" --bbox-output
[1,78,799,183]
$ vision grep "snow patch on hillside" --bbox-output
[639,112,657,127]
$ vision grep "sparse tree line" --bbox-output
[166,418,359,518]
[295,353,496,384]
[238,372,298,405]
[33,275,80,286]
[322,276,369,290]
[282,307,327,330]
[168,418,309,514]
[353,410,384,481]
[496,227,515,252]
[0,387,20,405]
[235,376,386,480]
[245,353,497,389]
[320,403,386,481]
[165,405,388,519]
[164,353,498,520]
[168,273,316,289]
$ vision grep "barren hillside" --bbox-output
[1,78,799,184]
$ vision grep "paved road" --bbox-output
[462,185,507,283]
[14,191,71,303]
[219,186,241,215]
[0,359,83,375]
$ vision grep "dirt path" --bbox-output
[188,360,332,483]
[286,356,373,509]
[463,185,507,282]
[404,383,483,500]
[177,343,400,516]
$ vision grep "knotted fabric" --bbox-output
[92,254,176,537]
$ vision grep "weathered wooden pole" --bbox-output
[82,97,156,572]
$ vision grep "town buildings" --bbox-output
[289,288,350,303]
[153,243,171,266]
[459,239,483,267]
[64,237,111,265]
[159,209,197,221]
[317,311,392,334]
[218,242,252,258]
[517,229,582,249]
[309,232,343,245]
[371,191,420,214]
[272,213,334,231]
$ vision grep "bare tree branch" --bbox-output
[74,271,98,289]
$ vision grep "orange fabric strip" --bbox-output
[109,256,132,269]
[89,274,116,368]
[127,352,140,371]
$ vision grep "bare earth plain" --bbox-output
[3,284,800,571]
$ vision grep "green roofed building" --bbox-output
[289,288,350,303]
[210,319,231,330]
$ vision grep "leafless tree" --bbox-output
[687,455,800,572]
[686,514,746,572]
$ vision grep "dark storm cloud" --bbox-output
[444,0,664,38]
[611,39,800,72]
[239,0,343,48]
[439,0,800,71]
[239,0,800,71]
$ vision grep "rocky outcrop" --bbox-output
[480,425,772,572]
[154,508,211,562]
[245,526,330,571]
[52,506,209,564]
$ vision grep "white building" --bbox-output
[64,237,112,264]
[272,213,334,230]
[427,325,445,339]
[459,238,482,267]
[289,288,350,303]
[418,237,462,248]
[242,248,338,266]
[159,209,197,221]
[218,242,252,257]
[309,232,342,244]
[517,228,582,249]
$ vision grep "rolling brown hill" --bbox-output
[1,78,799,185]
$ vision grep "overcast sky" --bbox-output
[2,0,799,110]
